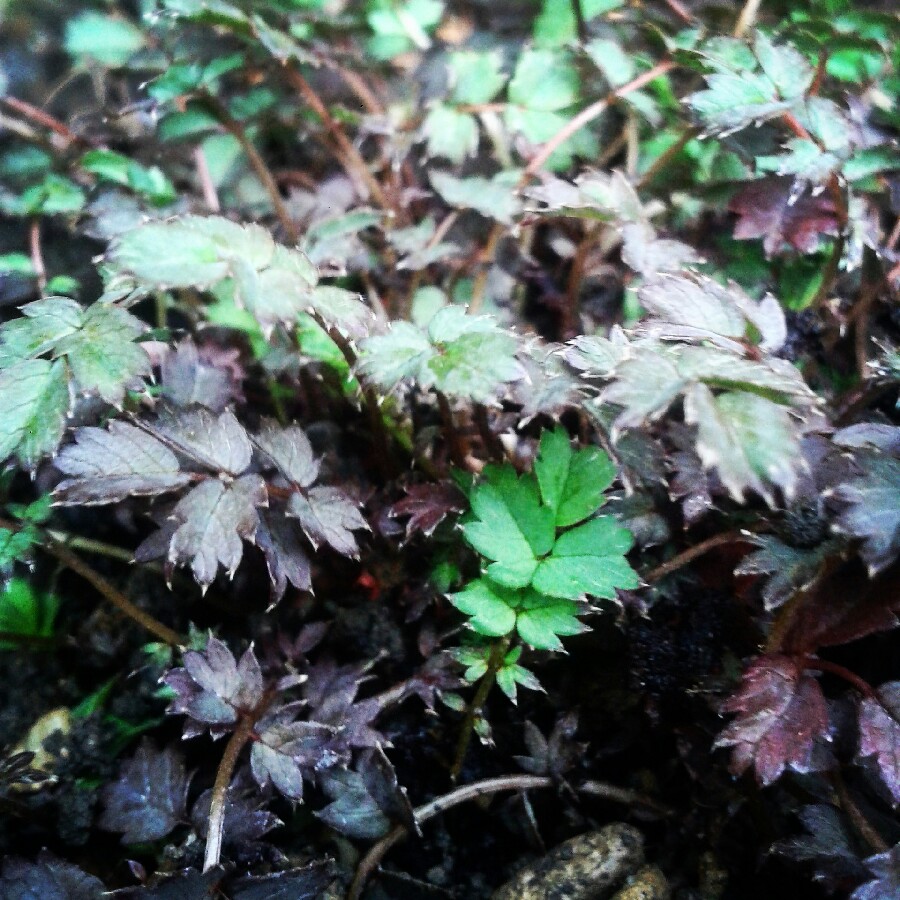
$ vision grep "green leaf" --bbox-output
[533,0,623,48]
[422,106,478,164]
[462,468,553,588]
[429,170,523,224]
[0,359,69,468]
[509,50,579,111]
[0,578,58,648]
[357,306,521,403]
[0,527,37,572]
[516,593,585,650]
[684,384,802,504]
[448,51,506,105]
[532,516,637,599]
[65,12,146,67]
[81,150,177,205]
[449,578,517,637]
[585,38,636,87]
[0,296,83,363]
[753,32,814,101]
[535,427,615,527]
[53,304,150,405]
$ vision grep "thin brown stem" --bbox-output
[436,392,468,470]
[832,772,889,853]
[451,635,510,781]
[348,774,552,899]
[521,60,675,181]
[44,538,182,648]
[44,531,137,564]
[193,145,221,212]
[642,531,748,584]
[203,714,255,872]
[28,218,46,293]
[283,66,390,211]
[348,773,668,900]
[662,0,695,25]
[474,404,505,462]
[202,93,297,243]
[0,95,93,147]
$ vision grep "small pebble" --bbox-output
[611,865,671,900]
[492,823,645,900]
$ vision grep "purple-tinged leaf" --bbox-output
[166,474,267,587]
[357,746,418,835]
[250,712,335,801]
[99,740,190,844]
[514,712,584,779]
[858,682,900,805]
[53,421,192,505]
[834,454,900,576]
[255,512,313,602]
[108,867,225,898]
[716,655,831,785]
[230,862,335,900]
[253,421,319,488]
[316,767,392,840]
[287,486,368,557]
[730,177,840,258]
[191,779,282,846]
[146,406,252,475]
[0,851,105,899]
[771,805,869,892]
[161,340,241,412]
[164,638,264,732]
[735,535,842,611]
[388,482,466,539]
[852,844,900,900]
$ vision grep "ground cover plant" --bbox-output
[0,0,897,896]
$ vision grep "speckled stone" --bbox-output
[491,824,645,900]
[610,865,670,900]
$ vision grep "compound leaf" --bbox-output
[535,427,615,527]
[449,577,517,637]
[166,475,267,588]
[716,654,830,785]
[857,682,900,805]
[532,516,637,599]
[684,385,801,505]
[0,359,69,469]
[148,406,252,476]
[253,421,319,488]
[99,740,190,844]
[287,486,367,558]
[53,421,192,505]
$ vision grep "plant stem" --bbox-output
[436,392,468,469]
[474,404,505,462]
[203,714,255,872]
[733,0,763,38]
[283,66,390,212]
[28,219,46,293]
[202,93,298,243]
[44,538,182,648]
[832,772,889,853]
[469,222,505,314]
[521,60,675,181]
[193,145,221,212]
[348,773,669,900]
[803,657,876,699]
[450,635,510,781]
[44,531,137,564]
[570,0,587,43]
[642,531,748,584]
[348,774,552,899]
[0,95,94,147]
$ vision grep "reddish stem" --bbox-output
[803,657,876,699]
